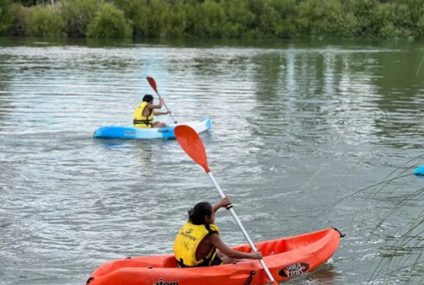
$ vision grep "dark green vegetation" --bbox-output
[1,0,424,39]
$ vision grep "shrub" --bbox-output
[221,0,255,38]
[297,0,355,37]
[160,0,189,38]
[139,0,172,38]
[25,5,64,37]
[4,4,28,36]
[113,0,143,37]
[344,0,379,37]
[256,0,298,39]
[194,0,226,38]
[0,0,12,34]
[86,2,132,38]
[60,0,97,38]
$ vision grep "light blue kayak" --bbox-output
[93,117,212,139]
[413,165,424,176]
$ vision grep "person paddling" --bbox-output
[173,197,263,267]
[133,94,171,128]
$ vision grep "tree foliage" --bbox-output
[86,2,132,38]
[1,0,424,39]
[60,0,97,37]
[297,0,355,37]
[25,5,64,37]
[0,0,11,33]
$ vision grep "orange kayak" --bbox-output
[86,227,342,285]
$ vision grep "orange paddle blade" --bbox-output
[146,76,158,93]
[174,125,210,173]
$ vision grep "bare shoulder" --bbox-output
[209,232,224,247]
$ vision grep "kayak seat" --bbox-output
[162,256,178,268]
[232,239,289,256]
[256,239,289,256]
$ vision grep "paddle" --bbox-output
[174,125,277,285]
[146,76,177,124]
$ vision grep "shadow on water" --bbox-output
[92,138,176,166]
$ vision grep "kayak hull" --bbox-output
[413,165,424,176]
[93,118,212,140]
[87,228,342,285]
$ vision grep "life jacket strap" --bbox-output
[177,258,190,268]
[133,119,152,126]
[176,257,208,268]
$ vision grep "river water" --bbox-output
[0,37,424,285]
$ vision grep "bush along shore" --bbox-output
[1,0,424,39]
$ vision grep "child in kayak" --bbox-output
[173,197,263,267]
[133,94,171,128]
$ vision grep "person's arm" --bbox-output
[210,233,262,260]
[151,99,172,115]
[212,197,232,212]
[150,98,164,109]
[153,110,171,116]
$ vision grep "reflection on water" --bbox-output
[0,38,424,284]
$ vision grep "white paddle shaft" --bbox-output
[207,172,276,283]
[155,91,177,123]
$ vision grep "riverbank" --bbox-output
[1,0,424,40]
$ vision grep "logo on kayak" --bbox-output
[278,262,309,277]
[155,279,179,285]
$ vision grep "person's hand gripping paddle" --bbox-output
[146,76,177,124]
[174,125,278,285]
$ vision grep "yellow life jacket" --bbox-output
[173,222,220,267]
[133,101,153,128]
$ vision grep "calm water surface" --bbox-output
[1,38,424,285]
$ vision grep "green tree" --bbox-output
[3,0,424,39]
[141,0,167,38]
[116,0,172,38]
[221,0,255,38]
[297,0,355,37]
[344,0,381,37]
[113,0,145,37]
[60,0,97,38]
[257,0,297,38]
[376,2,398,38]
[0,0,12,33]
[161,0,190,38]
[194,0,226,38]
[25,4,64,37]
[5,3,28,36]
[383,0,424,39]
[86,2,132,38]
